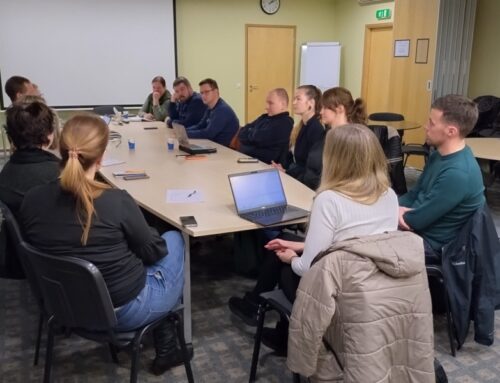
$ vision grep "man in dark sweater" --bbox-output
[186,78,239,147]
[398,94,485,259]
[166,76,207,128]
[238,88,293,164]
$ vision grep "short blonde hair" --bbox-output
[318,124,389,204]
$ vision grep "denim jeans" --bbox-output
[115,231,185,331]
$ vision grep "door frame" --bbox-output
[245,24,296,123]
[361,23,393,102]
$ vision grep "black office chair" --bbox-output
[0,201,45,366]
[92,105,124,116]
[367,125,407,195]
[368,112,404,122]
[20,242,194,383]
[426,264,456,356]
[249,289,300,383]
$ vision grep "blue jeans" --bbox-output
[115,231,185,331]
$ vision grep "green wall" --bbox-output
[334,0,395,98]
[468,0,500,98]
[0,0,394,126]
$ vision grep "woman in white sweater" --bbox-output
[233,123,399,354]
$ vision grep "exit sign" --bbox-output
[376,9,391,20]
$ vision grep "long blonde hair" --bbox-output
[59,114,110,245]
[317,124,389,204]
[290,85,322,147]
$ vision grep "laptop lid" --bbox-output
[172,122,190,146]
[100,115,112,126]
[228,169,287,214]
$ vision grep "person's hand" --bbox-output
[265,239,304,253]
[398,206,412,231]
[171,92,178,103]
[152,91,161,105]
[270,161,285,172]
[143,113,154,121]
[276,249,298,264]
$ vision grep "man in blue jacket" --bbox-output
[186,78,239,147]
[238,88,293,164]
[166,77,207,128]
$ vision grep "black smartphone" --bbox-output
[180,216,197,228]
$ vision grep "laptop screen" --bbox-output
[100,115,112,125]
[228,169,287,213]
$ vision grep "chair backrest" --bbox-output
[92,105,124,116]
[470,95,500,137]
[0,200,25,279]
[368,112,404,122]
[20,242,118,330]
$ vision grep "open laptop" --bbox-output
[228,168,309,226]
[172,122,217,155]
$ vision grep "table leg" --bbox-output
[182,232,192,344]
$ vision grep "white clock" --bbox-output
[261,0,280,15]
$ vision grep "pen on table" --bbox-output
[187,190,197,198]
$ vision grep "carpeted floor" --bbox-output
[1,169,500,382]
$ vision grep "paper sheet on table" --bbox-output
[166,189,204,203]
[102,157,125,167]
[126,116,142,122]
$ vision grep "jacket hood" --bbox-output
[326,231,425,278]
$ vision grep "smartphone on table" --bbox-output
[180,216,198,228]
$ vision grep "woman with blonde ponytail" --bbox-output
[271,85,325,189]
[20,114,186,375]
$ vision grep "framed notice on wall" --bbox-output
[394,39,410,57]
[415,38,430,64]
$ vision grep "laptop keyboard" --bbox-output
[246,205,286,218]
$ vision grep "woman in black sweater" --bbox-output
[20,115,185,375]
[272,85,325,189]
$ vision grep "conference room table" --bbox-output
[466,137,500,161]
[98,120,315,344]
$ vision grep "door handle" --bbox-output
[249,85,259,92]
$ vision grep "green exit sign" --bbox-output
[376,9,391,20]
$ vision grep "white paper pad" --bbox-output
[126,116,142,122]
[166,189,204,203]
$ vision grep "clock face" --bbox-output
[261,0,280,15]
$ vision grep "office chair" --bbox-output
[249,289,300,383]
[20,242,194,383]
[426,264,456,356]
[92,105,124,116]
[0,200,45,366]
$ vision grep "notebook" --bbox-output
[228,169,309,226]
[172,122,217,155]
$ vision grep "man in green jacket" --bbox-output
[140,76,171,121]
[398,94,485,260]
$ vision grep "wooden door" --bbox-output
[246,25,295,124]
[361,24,393,115]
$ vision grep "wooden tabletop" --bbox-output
[368,120,421,131]
[466,137,500,161]
[99,121,315,237]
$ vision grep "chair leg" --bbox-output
[108,343,119,364]
[34,310,44,366]
[129,328,148,383]
[443,286,456,357]
[43,317,56,383]
[173,314,195,383]
[292,372,301,383]
[249,303,267,382]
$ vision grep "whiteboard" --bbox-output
[299,42,341,92]
[0,0,176,109]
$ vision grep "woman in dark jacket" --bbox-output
[272,85,324,189]
[19,115,185,375]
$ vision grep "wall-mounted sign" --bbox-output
[394,39,410,57]
[376,9,391,20]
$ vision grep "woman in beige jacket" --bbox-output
[287,126,434,382]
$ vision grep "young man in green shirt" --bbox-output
[398,94,485,260]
